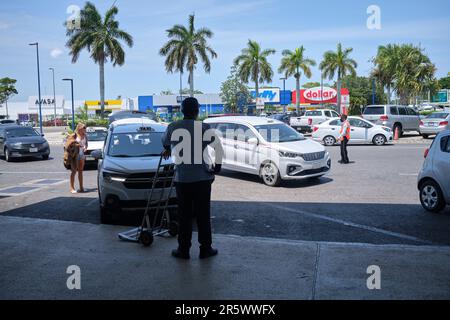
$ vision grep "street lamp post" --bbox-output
[280,77,286,113]
[29,42,43,134]
[49,68,57,127]
[62,78,75,131]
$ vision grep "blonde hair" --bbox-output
[75,123,86,137]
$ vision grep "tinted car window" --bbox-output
[349,119,368,128]
[324,111,332,117]
[305,111,322,117]
[390,106,398,115]
[331,111,340,117]
[363,106,385,115]
[87,129,108,141]
[440,135,450,153]
[5,127,40,138]
[254,123,304,143]
[108,132,164,157]
[398,107,407,115]
[329,120,341,126]
[406,108,418,116]
[235,124,257,142]
[427,113,449,119]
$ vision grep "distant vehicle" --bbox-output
[84,127,108,163]
[204,116,331,187]
[268,113,290,124]
[419,112,450,138]
[312,116,393,146]
[418,130,450,213]
[362,105,420,136]
[20,121,34,127]
[289,109,340,133]
[0,125,50,162]
[108,110,158,124]
[0,119,16,125]
[92,119,176,223]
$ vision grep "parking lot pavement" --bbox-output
[1,142,449,246]
[0,215,448,300]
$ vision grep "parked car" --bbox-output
[268,113,290,124]
[362,105,420,136]
[84,127,108,163]
[204,116,331,187]
[0,125,50,162]
[417,130,450,213]
[92,119,176,223]
[0,119,16,125]
[419,112,450,138]
[289,109,340,133]
[312,116,393,146]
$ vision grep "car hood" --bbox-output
[103,156,172,174]
[87,140,104,151]
[270,138,325,153]
[7,136,47,144]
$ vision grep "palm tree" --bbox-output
[65,2,133,118]
[159,14,217,97]
[372,44,399,104]
[234,40,276,107]
[278,46,316,113]
[320,43,357,114]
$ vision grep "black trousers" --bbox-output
[340,137,349,163]
[175,180,212,252]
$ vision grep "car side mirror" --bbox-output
[247,137,258,145]
[91,149,103,160]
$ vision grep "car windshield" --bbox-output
[254,123,305,143]
[108,132,164,157]
[363,106,385,115]
[426,113,449,119]
[87,129,108,141]
[5,127,39,138]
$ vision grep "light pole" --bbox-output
[49,68,57,126]
[29,42,43,134]
[62,78,75,131]
[321,73,324,109]
[280,77,286,113]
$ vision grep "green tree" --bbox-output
[278,45,316,113]
[0,77,18,119]
[320,43,357,113]
[65,2,133,119]
[220,65,252,113]
[372,44,398,104]
[181,88,203,95]
[159,14,217,97]
[339,75,385,112]
[438,76,450,89]
[234,40,276,105]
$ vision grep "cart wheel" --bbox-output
[139,231,153,246]
[168,221,179,237]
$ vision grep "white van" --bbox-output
[204,116,331,186]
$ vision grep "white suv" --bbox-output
[92,119,176,223]
[418,130,450,213]
[204,116,331,186]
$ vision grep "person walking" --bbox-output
[338,114,350,164]
[162,97,223,260]
[65,133,80,194]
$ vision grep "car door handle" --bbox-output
[351,129,355,131]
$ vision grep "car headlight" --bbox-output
[102,171,127,183]
[382,127,391,133]
[279,151,301,158]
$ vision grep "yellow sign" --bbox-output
[85,100,122,110]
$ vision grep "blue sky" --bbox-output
[1,0,450,101]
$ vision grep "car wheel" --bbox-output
[4,148,11,162]
[323,135,336,146]
[422,134,429,139]
[372,134,386,146]
[419,180,446,213]
[260,162,281,187]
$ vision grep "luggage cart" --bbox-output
[118,156,178,246]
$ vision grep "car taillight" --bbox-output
[419,120,424,126]
[308,118,312,125]
[380,115,389,121]
[439,121,448,126]
[313,126,319,132]
[424,148,429,158]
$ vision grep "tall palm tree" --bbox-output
[234,40,276,108]
[65,2,133,118]
[372,44,399,104]
[320,43,357,114]
[278,46,316,113]
[159,14,217,97]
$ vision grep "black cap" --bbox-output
[181,97,200,118]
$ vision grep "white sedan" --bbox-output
[312,117,393,146]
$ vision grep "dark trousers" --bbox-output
[340,137,349,163]
[175,180,212,252]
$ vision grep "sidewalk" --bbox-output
[0,215,449,300]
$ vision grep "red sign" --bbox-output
[292,87,349,104]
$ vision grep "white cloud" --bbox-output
[50,48,63,58]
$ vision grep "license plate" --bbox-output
[29,148,38,153]
[427,122,437,127]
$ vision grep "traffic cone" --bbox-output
[394,127,399,140]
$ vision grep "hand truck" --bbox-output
[118,156,178,246]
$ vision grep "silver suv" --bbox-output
[417,130,450,213]
[362,105,420,137]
